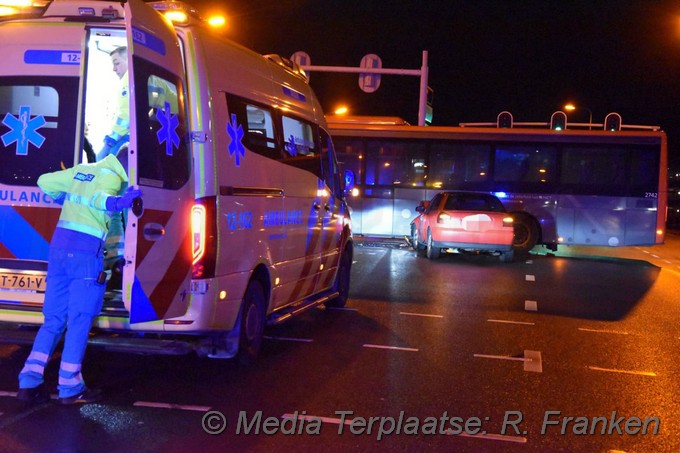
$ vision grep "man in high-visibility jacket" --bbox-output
[17,154,142,405]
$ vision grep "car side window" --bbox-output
[427,193,444,213]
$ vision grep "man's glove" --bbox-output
[106,187,143,212]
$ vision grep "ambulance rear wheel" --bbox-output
[326,249,351,308]
[237,280,266,365]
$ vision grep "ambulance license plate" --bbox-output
[0,273,46,292]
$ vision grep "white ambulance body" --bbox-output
[0,0,353,360]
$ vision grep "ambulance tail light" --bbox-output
[191,197,217,279]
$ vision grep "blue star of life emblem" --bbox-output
[285,134,297,156]
[1,105,46,156]
[227,113,245,166]
[155,101,180,156]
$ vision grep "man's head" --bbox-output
[110,46,128,79]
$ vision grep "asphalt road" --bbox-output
[0,233,678,452]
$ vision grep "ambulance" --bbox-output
[0,0,354,361]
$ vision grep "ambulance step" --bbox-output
[267,290,340,326]
[0,324,193,355]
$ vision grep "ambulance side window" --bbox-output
[225,94,280,160]
[281,115,321,178]
[132,57,189,190]
[0,77,78,186]
[320,129,342,197]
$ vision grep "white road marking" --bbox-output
[400,312,444,318]
[487,319,535,326]
[474,354,531,362]
[523,350,543,373]
[0,391,17,398]
[133,401,211,412]
[525,274,535,281]
[651,254,659,258]
[525,260,533,264]
[588,366,657,377]
[282,413,353,425]
[264,336,314,343]
[578,327,630,335]
[524,300,538,311]
[450,431,528,443]
[474,351,542,373]
[363,344,419,352]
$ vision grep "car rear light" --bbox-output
[192,196,217,279]
[502,216,514,227]
[437,213,452,224]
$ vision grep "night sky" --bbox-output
[194,0,680,167]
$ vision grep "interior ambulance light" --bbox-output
[191,204,206,265]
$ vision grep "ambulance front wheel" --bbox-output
[237,279,266,365]
[325,249,352,308]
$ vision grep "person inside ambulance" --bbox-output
[17,154,142,405]
[97,46,129,162]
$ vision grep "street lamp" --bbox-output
[564,103,592,130]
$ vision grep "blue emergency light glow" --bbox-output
[494,192,508,199]
[78,7,95,16]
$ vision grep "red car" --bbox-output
[410,191,515,262]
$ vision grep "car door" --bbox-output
[123,0,193,324]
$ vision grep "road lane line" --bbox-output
[133,401,211,411]
[524,300,538,311]
[0,391,17,398]
[525,260,533,264]
[525,274,535,281]
[487,319,535,326]
[363,344,419,352]
[474,354,531,362]
[588,366,657,377]
[400,312,444,318]
[450,431,528,443]
[651,254,659,258]
[282,413,353,425]
[578,327,630,335]
[264,336,314,343]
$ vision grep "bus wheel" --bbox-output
[512,216,538,255]
[426,229,440,260]
[326,249,352,308]
[237,279,266,365]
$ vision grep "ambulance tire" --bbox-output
[326,249,352,308]
[237,279,266,365]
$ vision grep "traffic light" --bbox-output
[550,111,567,130]
[604,112,622,131]
[497,111,513,128]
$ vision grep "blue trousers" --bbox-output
[19,239,105,398]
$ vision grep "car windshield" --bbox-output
[443,194,505,212]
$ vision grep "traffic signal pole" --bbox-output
[299,50,430,126]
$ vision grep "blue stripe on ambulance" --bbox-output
[130,276,160,323]
[0,206,49,260]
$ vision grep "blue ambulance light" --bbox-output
[78,7,95,16]
[494,192,508,199]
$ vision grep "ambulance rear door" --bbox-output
[123,0,193,325]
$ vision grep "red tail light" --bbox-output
[191,196,217,279]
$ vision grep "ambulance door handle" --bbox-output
[313,202,321,212]
[324,204,331,211]
[143,223,166,241]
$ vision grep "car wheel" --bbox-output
[237,279,266,365]
[512,216,538,255]
[325,249,351,308]
[426,228,440,260]
[411,224,424,255]
[499,250,514,263]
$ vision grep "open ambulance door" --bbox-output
[123,0,193,324]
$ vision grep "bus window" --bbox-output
[628,146,659,196]
[335,139,364,185]
[429,142,489,189]
[494,145,556,184]
[561,146,626,195]
[365,139,426,187]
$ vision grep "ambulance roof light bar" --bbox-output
[148,1,201,25]
[0,0,50,18]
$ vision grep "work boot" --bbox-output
[16,384,50,404]
[59,387,102,405]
